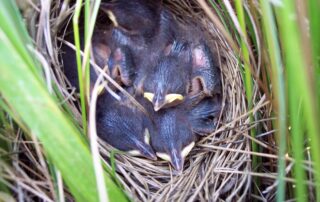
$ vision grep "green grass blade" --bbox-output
[234,1,252,107]
[275,1,320,201]
[78,1,111,201]
[208,0,231,34]
[308,0,320,112]
[73,0,88,134]
[0,29,99,202]
[0,116,13,199]
[84,0,91,100]
[234,1,258,192]
[259,1,289,201]
[0,165,12,199]
[217,0,241,44]
[0,1,41,76]
[290,93,307,202]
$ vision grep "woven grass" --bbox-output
[12,0,272,201]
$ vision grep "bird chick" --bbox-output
[60,37,99,90]
[100,0,162,39]
[60,29,135,90]
[150,94,222,170]
[138,41,192,111]
[188,96,222,136]
[151,105,196,172]
[91,29,137,88]
[96,90,157,160]
[189,42,221,97]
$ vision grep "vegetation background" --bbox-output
[0,0,319,201]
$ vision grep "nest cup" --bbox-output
[32,0,252,201]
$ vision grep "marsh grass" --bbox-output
[0,0,319,201]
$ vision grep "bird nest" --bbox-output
[22,0,257,201]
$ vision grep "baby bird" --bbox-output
[100,0,162,40]
[138,41,192,111]
[189,42,221,97]
[60,29,136,89]
[151,95,222,171]
[188,96,222,136]
[91,29,138,88]
[60,32,88,89]
[151,105,196,172]
[96,90,157,160]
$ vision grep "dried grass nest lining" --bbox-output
[50,1,250,201]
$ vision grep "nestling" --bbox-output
[151,105,196,172]
[138,41,192,111]
[100,0,162,40]
[188,96,222,136]
[61,29,136,89]
[96,90,157,160]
